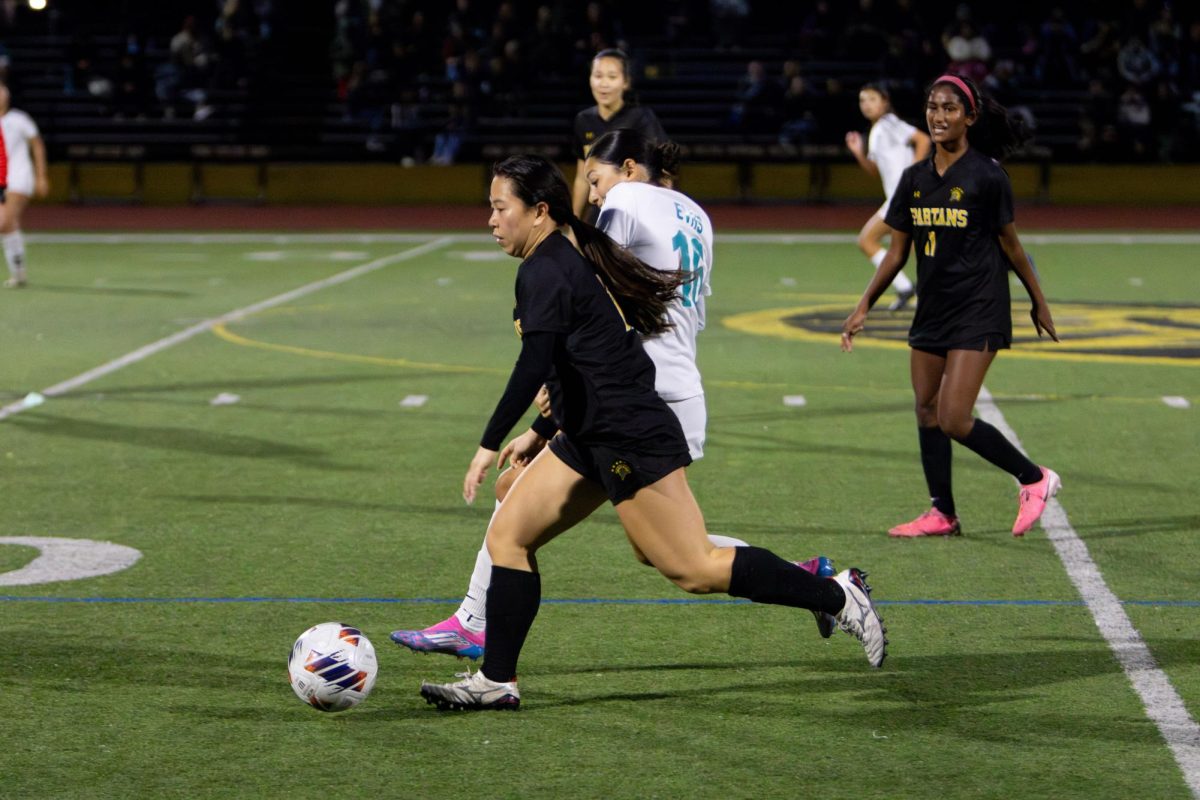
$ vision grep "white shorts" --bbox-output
[666,393,706,461]
[874,199,890,221]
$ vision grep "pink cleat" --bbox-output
[391,616,485,660]
[1012,466,1061,537]
[888,508,961,538]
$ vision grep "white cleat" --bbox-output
[420,668,520,711]
[833,568,888,668]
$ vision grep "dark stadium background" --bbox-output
[1,0,1197,213]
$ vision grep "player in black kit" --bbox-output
[571,49,667,218]
[841,74,1061,539]
[419,155,887,711]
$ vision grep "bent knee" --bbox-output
[937,414,974,441]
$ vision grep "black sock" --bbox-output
[918,425,955,516]
[481,566,540,683]
[728,546,845,615]
[957,420,1042,485]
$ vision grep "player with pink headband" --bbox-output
[841,74,1061,539]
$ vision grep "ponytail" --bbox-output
[493,154,685,335]
[567,216,684,335]
[927,74,1029,161]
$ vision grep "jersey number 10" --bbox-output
[671,231,706,308]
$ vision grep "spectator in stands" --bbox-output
[0,81,47,289]
[113,52,151,119]
[730,60,783,134]
[711,0,750,51]
[1118,36,1161,86]
[1035,7,1080,88]
[1117,84,1153,158]
[1080,19,1121,83]
[943,21,991,83]
[779,74,817,145]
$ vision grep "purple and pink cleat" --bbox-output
[391,616,485,660]
[798,555,838,639]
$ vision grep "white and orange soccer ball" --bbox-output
[288,622,379,712]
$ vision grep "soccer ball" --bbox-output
[288,622,379,712]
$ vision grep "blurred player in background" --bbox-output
[570,49,666,220]
[841,74,1060,539]
[844,83,930,311]
[0,80,48,289]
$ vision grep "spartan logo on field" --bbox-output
[722,299,1200,365]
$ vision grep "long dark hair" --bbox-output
[927,74,1029,161]
[492,155,683,335]
[587,129,681,187]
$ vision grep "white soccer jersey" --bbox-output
[1,108,40,195]
[867,112,918,201]
[597,181,713,403]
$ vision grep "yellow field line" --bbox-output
[210,322,504,375]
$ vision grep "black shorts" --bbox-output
[911,334,1010,359]
[548,433,692,505]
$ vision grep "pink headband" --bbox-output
[934,74,976,113]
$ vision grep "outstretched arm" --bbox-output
[845,131,879,177]
[841,229,911,352]
[465,332,558,502]
[998,223,1058,342]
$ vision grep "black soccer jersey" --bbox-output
[572,104,667,161]
[885,147,1016,349]
[513,232,686,453]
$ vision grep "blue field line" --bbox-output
[0,595,1197,607]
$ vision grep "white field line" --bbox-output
[24,232,1200,246]
[0,237,454,421]
[25,233,451,245]
[975,386,1200,798]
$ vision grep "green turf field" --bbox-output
[1,231,1197,799]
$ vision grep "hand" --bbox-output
[463,446,498,504]
[1030,303,1059,342]
[499,428,548,470]
[534,385,551,418]
[34,176,50,199]
[845,131,863,154]
[841,308,867,352]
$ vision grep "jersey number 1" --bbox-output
[924,230,937,257]
[671,231,705,308]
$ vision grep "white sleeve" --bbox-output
[595,185,638,248]
[16,110,38,139]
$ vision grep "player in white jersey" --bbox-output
[845,83,930,311]
[0,81,49,289]
[391,130,837,659]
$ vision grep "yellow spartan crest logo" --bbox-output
[610,459,632,480]
[950,187,964,202]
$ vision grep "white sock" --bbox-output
[3,231,25,279]
[871,248,913,293]
[453,500,500,632]
[707,534,749,548]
